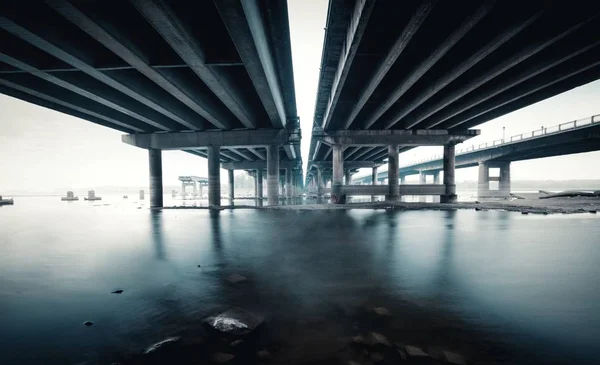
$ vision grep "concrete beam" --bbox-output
[225,147,254,161]
[221,160,299,171]
[0,15,204,130]
[321,0,375,129]
[382,10,540,130]
[310,161,383,169]
[343,0,435,129]
[314,129,479,146]
[215,0,286,128]
[122,129,288,150]
[362,2,493,129]
[130,0,257,129]
[48,0,233,130]
[247,147,266,160]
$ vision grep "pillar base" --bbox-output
[385,195,399,202]
[440,194,457,203]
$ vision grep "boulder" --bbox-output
[204,308,264,336]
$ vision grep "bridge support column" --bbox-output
[387,144,399,201]
[499,162,511,198]
[228,169,234,201]
[256,169,263,200]
[149,149,163,208]
[286,169,293,200]
[208,145,221,207]
[332,144,344,201]
[441,144,457,203]
[316,167,323,198]
[478,162,490,198]
[419,172,426,184]
[400,175,406,184]
[267,145,279,205]
[371,166,378,186]
[433,171,440,185]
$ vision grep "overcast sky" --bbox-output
[1,0,599,193]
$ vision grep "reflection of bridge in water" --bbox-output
[352,114,600,198]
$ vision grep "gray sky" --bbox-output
[1,0,599,193]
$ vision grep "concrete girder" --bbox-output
[361,1,494,129]
[188,149,232,163]
[381,10,540,130]
[0,84,135,133]
[47,0,233,130]
[130,0,257,129]
[441,42,600,129]
[0,77,148,132]
[221,160,299,171]
[215,0,286,128]
[0,52,181,131]
[314,129,480,147]
[342,0,436,129]
[413,13,600,130]
[247,147,266,160]
[122,129,289,150]
[225,147,254,161]
[321,0,376,129]
[311,161,383,170]
[0,16,204,131]
[215,150,240,162]
[349,147,377,161]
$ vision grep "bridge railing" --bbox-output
[399,114,600,168]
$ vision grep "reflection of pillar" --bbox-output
[499,162,511,197]
[149,149,163,208]
[387,144,399,201]
[267,145,279,205]
[228,169,234,200]
[433,171,440,184]
[478,162,490,198]
[441,144,457,203]
[371,166,378,186]
[316,167,323,198]
[208,145,221,207]
[419,172,426,184]
[286,169,293,199]
[332,144,343,200]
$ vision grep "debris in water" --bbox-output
[143,336,181,354]
[111,289,123,294]
[204,308,264,336]
[83,321,93,326]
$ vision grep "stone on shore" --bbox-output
[111,289,123,294]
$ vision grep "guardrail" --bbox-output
[399,114,599,168]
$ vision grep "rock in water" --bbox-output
[257,349,273,360]
[372,307,391,316]
[211,352,235,363]
[111,289,124,294]
[204,308,264,336]
[370,333,391,346]
[405,345,428,357]
[444,351,467,365]
[83,321,93,327]
[227,274,247,283]
[143,337,181,354]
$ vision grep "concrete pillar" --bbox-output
[267,144,279,205]
[193,181,198,196]
[387,144,399,200]
[149,149,163,208]
[316,167,323,198]
[371,166,378,185]
[332,144,344,200]
[344,169,351,185]
[477,162,490,198]
[207,145,221,207]
[441,144,457,203]
[256,169,263,199]
[433,171,440,185]
[181,181,186,198]
[419,172,427,184]
[286,169,293,199]
[400,175,406,184]
[499,162,511,197]
[228,169,234,200]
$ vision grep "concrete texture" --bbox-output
[387,144,399,200]
[267,145,279,205]
[207,145,221,207]
[148,149,163,208]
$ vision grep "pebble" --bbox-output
[370,332,391,346]
[83,321,93,327]
[257,349,273,360]
[444,351,467,365]
[111,289,123,294]
[372,307,391,316]
[351,335,365,345]
[211,352,235,363]
[405,345,428,357]
[230,339,244,347]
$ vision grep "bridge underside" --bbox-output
[0,0,303,207]
[307,0,600,191]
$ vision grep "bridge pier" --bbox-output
[419,172,426,184]
[332,144,344,201]
[433,171,440,185]
[478,161,511,198]
[255,169,263,200]
[286,168,293,199]
[228,169,234,201]
[387,144,399,201]
[149,149,163,208]
[267,144,279,205]
[208,145,221,207]
[440,144,457,203]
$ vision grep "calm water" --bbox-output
[1,196,599,364]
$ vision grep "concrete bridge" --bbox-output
[0,0,302,208]
[306,0,600,202]
[352,114,600,198]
